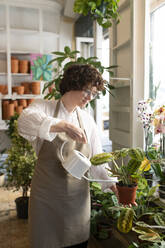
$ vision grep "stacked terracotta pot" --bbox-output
[11,57,30,74]
[2,98,34,120]
[12,82,41,95]
[0,85,8,95]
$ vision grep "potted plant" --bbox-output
[1,114,37,219]
[90,181,119,239]
[43,46,117,108]
[73,0,120,28]
[90,148,161,205]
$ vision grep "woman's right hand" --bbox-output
[50,120,87,144]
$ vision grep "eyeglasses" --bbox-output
[83,89,99,99]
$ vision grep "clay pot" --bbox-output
[11,59,19,73]
[19,60,29,73]
[6,103,14,120]
[18,99,27,108]
[2,100,9,120]
[21,82,30,94]
[0,85,8,94]
[31,82,40,95]
[11,100,18,109]
[15,105,23,115]
[12,86,24,95]
[27,99,34,106]
[116,184,138,205]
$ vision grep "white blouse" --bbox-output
[18,99,114,190]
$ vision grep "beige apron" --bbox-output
[29,100,91,248]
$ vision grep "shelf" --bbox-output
[10,28,39,35]
[0,73,7,75]
[11,73,31,76]
[42,31,59,38]
[0,50,6,54]
[110,128,130,147]
[111,78,131,88]
[112,106,130,113]
[0,94,43,100]
[0,27,5,32]
[11,50,39,54]
[11,94,43,99]
[113,39,130,50]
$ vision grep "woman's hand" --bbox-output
[50,120,87,143]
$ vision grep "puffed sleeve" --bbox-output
[88,116,115,190]
[18,99,61,142]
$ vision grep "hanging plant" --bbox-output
[42,46,117,109]
[73,0,120,29]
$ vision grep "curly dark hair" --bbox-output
[59,64,105,95]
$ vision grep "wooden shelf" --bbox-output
[112,106,130,113]
[0,94,43,100]
[11,73,31,76]
[0,27,6,31]
[11,50,39,54]
[113,39,130,50]
[111,78,131,88]
[110,128,130,147]
[10,28,39,35]
[0,73,7,75]
[0,50,6,54]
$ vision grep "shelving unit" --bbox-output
[0,0,62,129]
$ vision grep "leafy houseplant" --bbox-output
[42,46,116,109]
[90,148,158,205]
[73,0,120,29]
[1,115,37,219]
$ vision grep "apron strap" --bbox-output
[54,100,61,118]
[76,109,88,143]
[54,100,88,142]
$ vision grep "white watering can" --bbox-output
[60,141,118,183]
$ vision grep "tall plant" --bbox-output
[2,115,37,197]
[43,46,116,108]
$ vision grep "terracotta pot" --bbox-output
[116,184,138,205]
[2,100,9,120]
[18,99,27,108]
[0,85,8,94]
[6,103,14,120]
[31,82,40,95]
[27,99,34,105]
[15,105,23,115]
[11,100,18,109]
[12,86,24,94]
[19,60,29,73]
[11,59,19,73]
[21,82,31,94]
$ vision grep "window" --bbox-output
[150,3,165,105]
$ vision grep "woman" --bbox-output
[18,64,117,248]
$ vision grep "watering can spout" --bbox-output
[60,141,118,183]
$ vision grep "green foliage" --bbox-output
[42,46,116,109]
[73,0,120,28]
[90,147,151,186]
[2,116,37,197]
[90,182,119,239]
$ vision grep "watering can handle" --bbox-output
[83,175,118,183]
[60,140,68,162]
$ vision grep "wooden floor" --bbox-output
[0,187,100,248]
